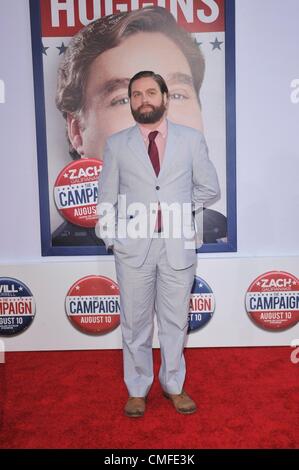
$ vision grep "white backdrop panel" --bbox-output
[0,256,298,351]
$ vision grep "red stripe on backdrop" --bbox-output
[0,347,298,449]
[40,0,225,37]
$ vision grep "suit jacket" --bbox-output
[96,119,220,270]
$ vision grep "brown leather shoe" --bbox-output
[163,390,197,414]
[124,397,146,418]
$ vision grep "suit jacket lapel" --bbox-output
[128,125,156,178]
[159,120,179,179]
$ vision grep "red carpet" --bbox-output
[0,347,298,449]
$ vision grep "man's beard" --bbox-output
[131,101,166,124]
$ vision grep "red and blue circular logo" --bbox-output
[65,275,120,335]
[0,277,36,336]
[188,276,215,333]
[54,158,102,227]
[245,271,299,331]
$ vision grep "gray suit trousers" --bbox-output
[114,236,196,397]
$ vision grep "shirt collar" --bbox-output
[138,118,168,141]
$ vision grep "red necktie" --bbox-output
[148,131,162,232]
[148,131,160,176]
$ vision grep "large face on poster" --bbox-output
[30,0,236,256]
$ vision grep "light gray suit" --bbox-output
[96,119,219,396]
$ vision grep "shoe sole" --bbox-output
[124,411,144,418]
[175,407,197,415]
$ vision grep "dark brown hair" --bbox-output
[128,71,169,98]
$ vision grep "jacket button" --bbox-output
[156,185,160,190]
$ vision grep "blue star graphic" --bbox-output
[210,37,223,50]
[57,42,68,55]
[42,43,49,55]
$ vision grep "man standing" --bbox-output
[96,71,219,417]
